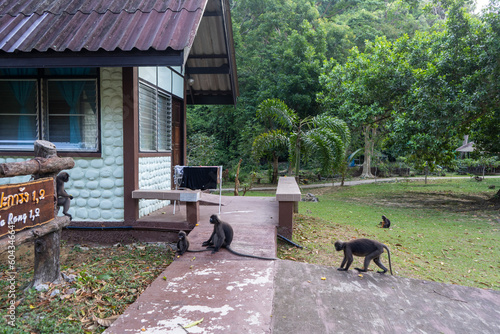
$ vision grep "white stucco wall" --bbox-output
[138,156,171,218]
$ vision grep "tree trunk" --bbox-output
[490,189,500,203]
[272,152,279,184]
[0,156,74,178]
[234,159,242,196]
[360,125,375,178]
[31,230,62,287]
[30,141,67,288]
[34,140,57,158]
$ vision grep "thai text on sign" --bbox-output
[0,178,55,238]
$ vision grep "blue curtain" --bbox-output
[52,68,90,143]
[2,68,37,141]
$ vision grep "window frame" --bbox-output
[0,68,101,155]
[138,80,172,153]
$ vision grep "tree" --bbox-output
[389,0,500,164]
[252,99,350,180]
[187,133,217,166]
[318,37,412,178]
[252,99,293,184]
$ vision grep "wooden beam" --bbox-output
[0,156,74,178]
[186,64,229,75]
[123,67,140,224]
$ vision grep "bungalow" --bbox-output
[0,0,238,241]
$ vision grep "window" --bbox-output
[0,68,99,152]
[139,82,172,152]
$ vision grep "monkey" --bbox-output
[378,215,391,228]
[56,172,73,220]
[176,230,210,255]
[202,214,277,260]
[334,238,393,275]
[177,231,190,255]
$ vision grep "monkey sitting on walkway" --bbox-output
[176,231,210,255]
[202,214,277,260]
[334,238,393,275]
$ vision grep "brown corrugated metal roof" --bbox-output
[0,0,206,53]
[0,0,238,105]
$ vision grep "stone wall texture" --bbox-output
[67,67,125,221]
[0,67,174,222]
[138,156,171,218]
[0,67,125,222]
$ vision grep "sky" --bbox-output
[475,0,490,12]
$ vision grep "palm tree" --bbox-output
[252,99,294,183]
[252,99,350,182]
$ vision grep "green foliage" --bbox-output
[319,0,499,175]
[188,0,498,179]
[253,99,350,178]
[187,133,218,166]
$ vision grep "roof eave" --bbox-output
[0,49,185,68]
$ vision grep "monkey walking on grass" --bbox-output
[334,238,393,275]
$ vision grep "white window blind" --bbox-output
[139,82,172,152]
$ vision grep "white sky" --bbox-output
[475,0,489,12]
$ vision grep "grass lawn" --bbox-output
[277,177,500,290]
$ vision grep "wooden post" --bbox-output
[32,229,62,286]
[30,140,70,287]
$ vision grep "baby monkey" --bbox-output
[334,238,393,275]
[176,230,209,255]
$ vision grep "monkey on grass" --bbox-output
[56,172,73,220]
[202,214,277,260]
[176,230,210,255]
[334,238,393,275]
[378,215,391,228]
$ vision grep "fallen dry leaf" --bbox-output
[184,318,204,328]
[94,315,120,327]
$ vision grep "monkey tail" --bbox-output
[384,245,393,275]
[226,246,277,260]
[187,249,210,253]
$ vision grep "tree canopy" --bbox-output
[187,0,498,176]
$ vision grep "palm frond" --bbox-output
[256,98,297,129]
[252,129,290,159]
[311,114,351,145]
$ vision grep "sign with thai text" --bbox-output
[0,178,55,238]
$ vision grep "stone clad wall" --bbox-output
[67,67,125,221]
[0,67,125,222]
[138,156,171,218]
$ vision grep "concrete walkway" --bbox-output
[105,194,500,334]
[105,196,280,333]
